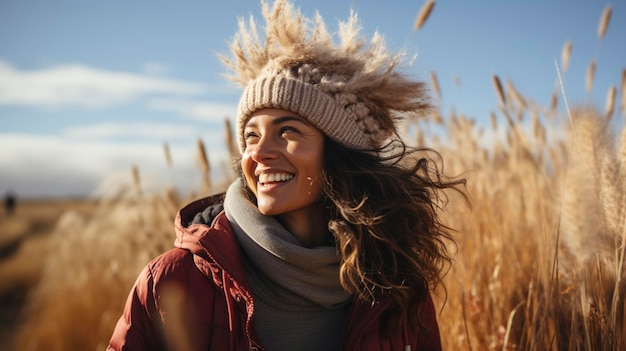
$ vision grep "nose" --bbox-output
[247,135,278,163]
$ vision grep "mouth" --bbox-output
[258,172,294,186]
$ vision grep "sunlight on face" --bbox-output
[241,108,325,219]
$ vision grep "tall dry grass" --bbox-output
[431,102,625,350]
[10,3,625,350]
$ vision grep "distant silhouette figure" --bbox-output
[5,191,16,215]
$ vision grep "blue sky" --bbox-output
[1,0,624,198]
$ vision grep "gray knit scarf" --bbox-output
[223,179,351,309]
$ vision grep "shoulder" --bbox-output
[149,247,194,270]
[131,247,226,311]
[134,248,197,290]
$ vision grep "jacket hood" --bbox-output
[172,192,249,286]
[173,192,225,252]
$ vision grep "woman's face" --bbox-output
[241,108,325,218]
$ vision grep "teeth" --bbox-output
[259,173,294,184]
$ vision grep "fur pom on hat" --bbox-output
[220,0,431,152]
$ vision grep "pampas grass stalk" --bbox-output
[621,68,626,116]
[598,5,612,40]
[492,74,506,107]
[131,165,141,197]
[586,60,597,95]
[413,0,435,31]
[555,59,575,132]
[224,118,239,162]
[561,40,572,72]
[224,118,240,180]
[430,71,441,101]
[163,142,173,168]
[197,139,212,195]
[605,85,616,121]
[505,80,527,110]
[550,88,559,113]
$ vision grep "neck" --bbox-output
[276,202,332,248]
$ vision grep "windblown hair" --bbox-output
[322,137,466,326]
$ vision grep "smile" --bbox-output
[258,173,294,185]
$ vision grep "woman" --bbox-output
[108,1,465,350]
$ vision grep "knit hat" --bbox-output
[220,0,431,152]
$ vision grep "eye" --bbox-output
[244,131,260,144]
[280,126,299,137]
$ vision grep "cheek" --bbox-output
[240,154,256,190]
[306,149,325,196]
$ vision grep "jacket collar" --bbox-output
[173,193,250,289]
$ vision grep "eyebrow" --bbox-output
[245,115,310,128]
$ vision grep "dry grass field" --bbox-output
[0,199,97,350]
[3,107,624,350]
[2,3,625,351]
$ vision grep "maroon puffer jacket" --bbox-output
[107,195,442,350]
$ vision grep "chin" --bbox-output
[256,201,281,216]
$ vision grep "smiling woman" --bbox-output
[107,0,465,350]
[241,109,327,246]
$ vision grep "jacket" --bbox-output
[107,194,442,350]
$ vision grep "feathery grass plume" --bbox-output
[224,118,239,162]
[605,85,616,120]
[163,142,172,168]
[550,87,559,112]
[131,165,142,197]
[196,138,212,194]
[414,0,435,31]
[505,80,527,110]
[492,74,506,107]
[430,71,441,100]
[586,60,597,94]
[560,108,614,265]
[598,5,612,40]
[569,108,626,349]
[621,68,626,115]
[599,142,624,241]
[618,129,626,269]
[224,118,240,180]
[561,40,572,72]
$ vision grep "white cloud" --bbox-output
[0,60,208,108]
[146,98,237,122]
[0,133,232,198]
[62,121,218,140]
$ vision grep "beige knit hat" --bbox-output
[220,0,431,152]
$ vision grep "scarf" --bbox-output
[223,179,351,309]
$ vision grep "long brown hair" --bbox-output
[321,137,466,325]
